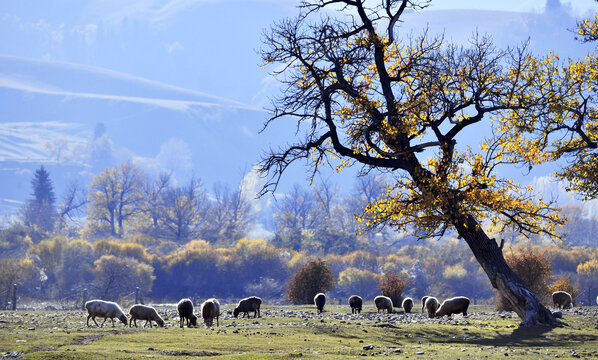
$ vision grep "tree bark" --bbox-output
[454,214,559,327]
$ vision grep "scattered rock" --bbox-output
[363,345,374,350]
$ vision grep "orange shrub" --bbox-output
[378,272,411,307]
[286,259,335,304]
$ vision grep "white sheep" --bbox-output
[435,296,470,318]
[374,295,393,314]
[314,293,326,314]
[233,296,262,318]
[421,296,429,313]
[201,298,220,327]
[129,304,165,328]
[552,291,573,310]
[402,297,414,313]
[85,299,128,327]
[424,296,440,318]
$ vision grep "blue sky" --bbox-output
[0,0,597,219]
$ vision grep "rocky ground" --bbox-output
[1,304,597,359]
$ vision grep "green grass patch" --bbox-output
[1,305,597,359]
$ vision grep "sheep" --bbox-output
[85,300,128,327]
[314,293,326,314]
[424,296,440,318]
[348,295,363,314]
[233,296,262,318]
[201,298,220,327]
[552,291,573,310]
[421,296,429,313]
[402,297,414,313]
[435,296,470,318]
[374,295,393,314]
[129,304,165,328]
[177,298,197,328]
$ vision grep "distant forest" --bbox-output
[1,164,597,308]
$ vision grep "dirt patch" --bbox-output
[158,350,220,356]
[71,335,103,346]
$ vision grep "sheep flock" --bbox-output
[83,291,575,330]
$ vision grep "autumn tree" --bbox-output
[286,259,335,304]
[499,3,598,203]
[497,247,553,310]
[87,162,145,237]
[21,166,58,233]
[260,0,564,325]
[577,259,598,305]
[92,255,154,301]
[378,272,410,307]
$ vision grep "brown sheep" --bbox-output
[552,291,573,310]
[402,297,413,313]
[314,293,326,314]
[348,295,363,314]
[177,298,197,328]
[435,296,470,318]
[421,296,429,313]
[201,298,220,327]
[85,300,128,327]
[233,296,262,318]
[374,295,393,314]
[424,296,440,318]
[129,304,165,328]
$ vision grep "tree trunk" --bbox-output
[454,214,559,327]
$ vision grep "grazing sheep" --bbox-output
[374,295,393,314]
[552,291,573,310]
[201,298,220,327]
[233,296,262,318]
[177,298,197,328]
[421,296,429,313]
[435,296,470,318]
[402,297,414,313]
[348,295,363,314]
[424,297,440,318]
[314,293,326,314]
[85,300,128,327]
[129,304,165,328]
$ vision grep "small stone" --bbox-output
[147,347,154,351]
[363,345,374,350]
[416,351,425,355]
[553,312,562,318]
[27,327,35,331]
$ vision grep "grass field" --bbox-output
[1,304,597,359]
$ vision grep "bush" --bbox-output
[286,259,335,304]
[496,247,553,311]
[92,255,154,301]
[378,272,410,307]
